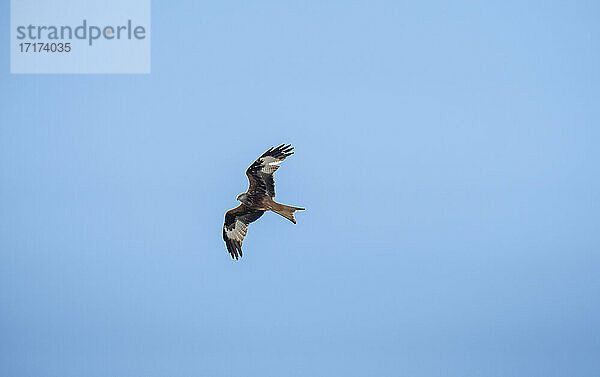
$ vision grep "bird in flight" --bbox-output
[223,144,305,260]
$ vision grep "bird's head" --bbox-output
[237,193,248,203]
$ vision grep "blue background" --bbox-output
[1,1,599,376]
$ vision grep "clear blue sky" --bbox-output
[1,1,599,376]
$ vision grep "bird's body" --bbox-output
[223,144,304,259]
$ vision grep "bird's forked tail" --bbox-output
[270,202,305,224]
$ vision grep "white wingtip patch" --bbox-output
[226,220,247,242]
[268,160,282,166]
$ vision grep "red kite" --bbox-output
[223,144,305,259]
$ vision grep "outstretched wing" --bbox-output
[222,204,265,260]
[246,144,294,198]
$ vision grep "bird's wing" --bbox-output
[246,144,294,198]
[222,204,265,260]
